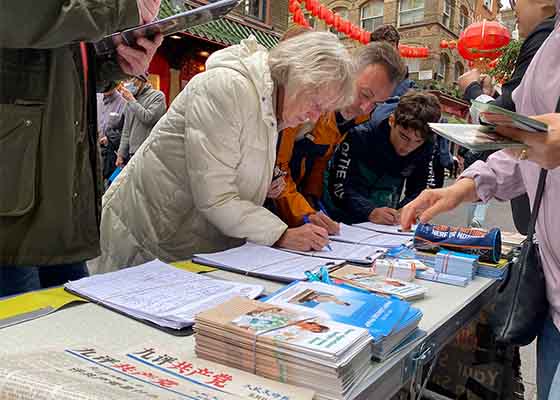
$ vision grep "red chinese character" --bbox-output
[186,368,213,377]
[155,378,179,388]
[113,363,139,373]
[169,361,193,374]
[136,371,158,379]
[206,373,233,388]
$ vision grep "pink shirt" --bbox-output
[461,15,560,329]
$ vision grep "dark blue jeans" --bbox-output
[0,262,89,297]
[538,316,560,400]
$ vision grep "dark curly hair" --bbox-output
[394,92,441,140]
[370,24,400,48]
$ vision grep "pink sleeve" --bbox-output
[459,150,527,202]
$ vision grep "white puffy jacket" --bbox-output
[98,37,288,272]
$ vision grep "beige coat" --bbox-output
[98,37,288,272]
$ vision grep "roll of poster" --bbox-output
[413,224,501,263]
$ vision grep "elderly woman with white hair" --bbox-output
[98,32,355,271]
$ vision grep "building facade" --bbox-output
[311,0,500,87]
[148,0,289,104]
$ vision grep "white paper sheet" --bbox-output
[194,243,345,282]
[352,222,417,237]
[283,241,386,264]
[65,260,263,329]
[331,224,411,248]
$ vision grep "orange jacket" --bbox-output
[273,112,369,227]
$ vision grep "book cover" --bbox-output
[264,281,411,341]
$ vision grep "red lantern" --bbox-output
[440,40,448,49]
[362,30,371,43]
[333,13,341,29]
[319,5,327,19]
[288,0,300,14]
[325,9,334,25]
[351,25,360,40]
[304,0,315,12]
[458,20,511,61]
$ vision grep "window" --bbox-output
[459,6,469,31]
[438,54,450,81]
[442,0,452,29]
[244,0,267,22]
[331,7,349,39]
[399,0,425,26]
[483,0,492,10]
[454,62,464,81]
[361,0,384,32]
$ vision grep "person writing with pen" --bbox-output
[321,92,442,226]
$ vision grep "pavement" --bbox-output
[431,180,537,400]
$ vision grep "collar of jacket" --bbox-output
[526,15,556,43]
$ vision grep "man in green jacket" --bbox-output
[0,1,163,296]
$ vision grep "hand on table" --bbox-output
[308,212,340,235]
[369,207,399,225]
[276,224,330,252]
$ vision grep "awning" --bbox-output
[159,1,281,49]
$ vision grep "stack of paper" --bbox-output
[64,260,263,330]
[330,224,412,248]
[352,222,417,236]
[194,297,373,400]
[330,265,427,301]
[264,281,423,361]
[434,250,478,280]
[373,258,429,282]
[371,307,424,361]
[415,267,470,287]
[475,258,509,279]
[193,243,345,282]
[283,240,386,264]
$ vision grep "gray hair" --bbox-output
[354,42,406,84]
[268,31,355,107]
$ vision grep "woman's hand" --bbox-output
[276,224,330,251]
[308,212,340,235]
[400,178,478,230]
[497,113,560,170]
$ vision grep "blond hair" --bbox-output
[268,31,355,107]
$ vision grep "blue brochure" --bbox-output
[264,280,411,341]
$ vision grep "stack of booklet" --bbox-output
[330,265,427,301]
[263,281,423,361]
[193,243,345,282]
[434,250,478,280]
[194,297,373,400]
[416,249,508,280]
[330,224,412,248]
[64,260,263,330]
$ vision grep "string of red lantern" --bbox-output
[288,0,371,44]
[288,0,429,57]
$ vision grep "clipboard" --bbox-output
[94,0,239,56]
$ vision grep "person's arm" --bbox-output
[117,110,131,157]
[0,0,139,49]
[460,150,527,203]
[273,128,317,227]
[126,91,166,125]
[184,70,287,246]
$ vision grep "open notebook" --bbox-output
[193,243,345,282]
[330,224,412,248]
[281,240,386,264]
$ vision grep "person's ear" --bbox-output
[389,113,396,128]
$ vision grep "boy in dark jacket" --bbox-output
[323,92,441,225]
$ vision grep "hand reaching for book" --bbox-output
[137,0,161,23]
[499,113,560,170]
